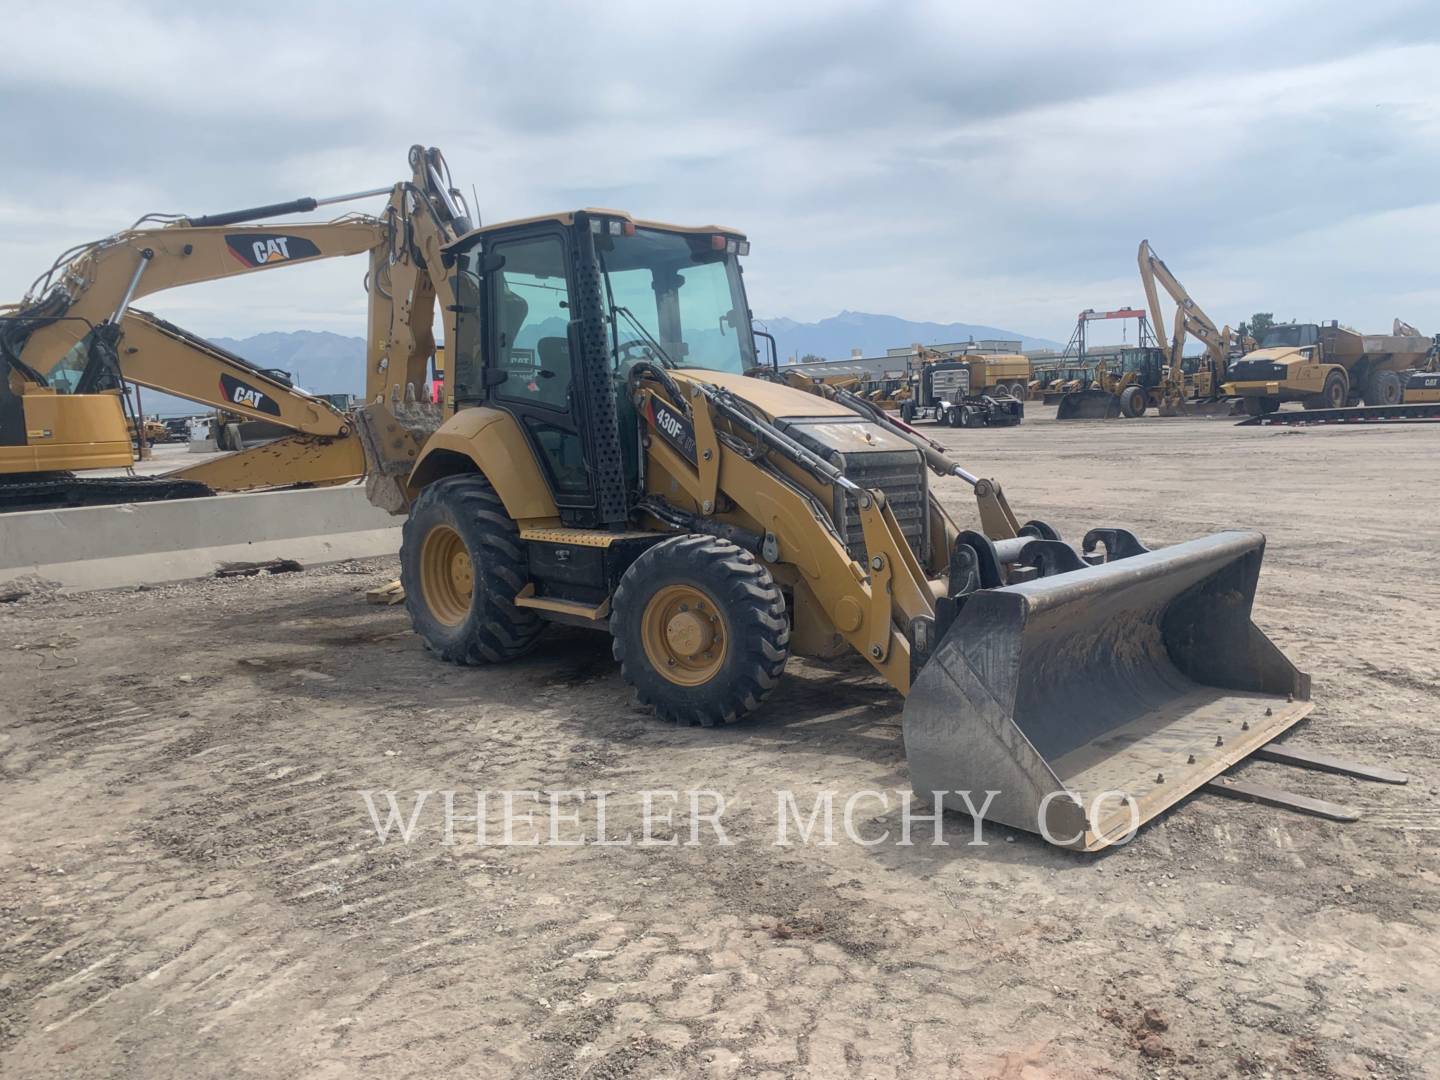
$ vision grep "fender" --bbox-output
[407,406,559,523]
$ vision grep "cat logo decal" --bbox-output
[224,233,323,268]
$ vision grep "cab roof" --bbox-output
[447,208,746,250]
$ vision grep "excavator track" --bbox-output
[0,473,213,513]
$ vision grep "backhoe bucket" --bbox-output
[904,531,1312,850]
[1056,389,1122,420]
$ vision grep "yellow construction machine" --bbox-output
[1,148,467,510]
[352,166,1400,849]
[1053,307,1186,419]
[1223,319,1436,415]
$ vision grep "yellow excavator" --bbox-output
[1,148,465,510]
[349,150,1401,849]
[1137,239,1241,413]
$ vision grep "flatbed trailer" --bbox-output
[1236,402,1440,427]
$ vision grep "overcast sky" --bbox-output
[2,0,1436,348]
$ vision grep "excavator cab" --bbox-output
[1,312,136,498]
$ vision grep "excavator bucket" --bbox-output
[904,530,1312,850]
[1055,389,1122,420]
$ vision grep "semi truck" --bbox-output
[898,360,1024,427]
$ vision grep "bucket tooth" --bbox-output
[903,530,1312,850]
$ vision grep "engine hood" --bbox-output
[668,368,857,420]
[1240,347,1308,367]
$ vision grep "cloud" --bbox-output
[1,0,1436,346]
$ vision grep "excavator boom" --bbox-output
[1,151,469,503]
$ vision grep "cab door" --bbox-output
[483,231,593,508]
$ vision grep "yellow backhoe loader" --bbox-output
[355,160,1400,849]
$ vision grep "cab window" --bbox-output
[490,235,574,410]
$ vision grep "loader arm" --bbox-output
[633,375,931,693]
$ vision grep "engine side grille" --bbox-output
[833,449,928,565]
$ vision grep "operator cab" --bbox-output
[1117,346,1166,387]
[1258,323,1319,349]
[445,209,758,523]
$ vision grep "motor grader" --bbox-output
[351,154,1405,850]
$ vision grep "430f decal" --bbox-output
[645,397,697,465]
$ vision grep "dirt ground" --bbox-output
[2,407,1436,1079]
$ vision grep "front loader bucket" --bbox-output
[1056,389,1122,420]
[904,531,1312,850]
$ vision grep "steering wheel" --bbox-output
[614,339,657,364]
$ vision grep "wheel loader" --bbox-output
[346,175,1410,851]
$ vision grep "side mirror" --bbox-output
[753,329,779,371]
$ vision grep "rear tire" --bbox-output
[1363,369,1402,407]
[1009,381,1027,400]
[1119,385,1147,418]
[946,407,962,427]
[611,535,789,726]
[400,474,543,664]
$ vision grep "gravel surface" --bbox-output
[2,407,1436,1078]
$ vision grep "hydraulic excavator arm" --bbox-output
[4,149,470,497]
[352,146,475,511]
[2,212,391,493]
[1138,239,1231,396]
[15,218,386,386]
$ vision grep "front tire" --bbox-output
[1120,385,1147,417]
[1320,370,1349,409]
[611,535,789,726]
[1243,396,1282,416]
[400,474,543,664]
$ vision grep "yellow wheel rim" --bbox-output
[418,523,474,626]
[641,583,727,687]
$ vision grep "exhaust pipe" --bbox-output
[903,530,1312,850]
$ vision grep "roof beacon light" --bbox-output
[710,234,727,251]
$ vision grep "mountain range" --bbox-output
[136,313,1057,415]
[760,311,1061,361]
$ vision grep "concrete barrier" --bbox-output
[0,485,402,593]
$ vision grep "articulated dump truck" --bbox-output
[356,149,1393,850]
